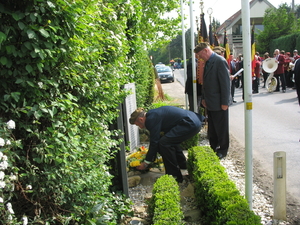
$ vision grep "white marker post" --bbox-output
[273,151,287,221]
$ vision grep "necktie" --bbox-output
[204,61,209,73]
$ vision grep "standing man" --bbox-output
[228,53,237,102]
[194,42,231,159]
[129,106,202,182]
[294,58,300,105]
[252,55,261,94]
[273,49,286,92]
[185,58,202,112]
[293,50,300,62]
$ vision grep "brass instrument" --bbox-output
[262,58,278,93]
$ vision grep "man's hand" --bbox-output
[201,99,207,108]
[136,162,149,170]
[221,105,228,110]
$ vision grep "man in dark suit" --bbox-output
[185,58,202,112]
[129,106,203,182]
[294,58,300,105]
[194,42,231,159]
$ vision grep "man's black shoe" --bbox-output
[216,152,226,160]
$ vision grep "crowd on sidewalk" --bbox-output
[227,49,300,102]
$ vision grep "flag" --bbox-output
[251,23,256,75]
[198,13,208,43]
[196,13,208,85]
[251,23,256,61]
[214,34,219,47]
[209,24,213,47]
[223,30,230,61]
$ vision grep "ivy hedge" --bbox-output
[0,0,180,224]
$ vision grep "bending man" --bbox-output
[129,106,202,182]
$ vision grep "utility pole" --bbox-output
[291,0,297,30]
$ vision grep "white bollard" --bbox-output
[273,151,287,221]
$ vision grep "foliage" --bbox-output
[149,14,221,65]
[188,146,261,225]
[0,0,183,223]
[269,33,300,54]
[256,3,297,53]
[180,132,199,150]
[149,99,176,110]
[148,175,184,225]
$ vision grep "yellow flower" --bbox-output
[130,160,141,167]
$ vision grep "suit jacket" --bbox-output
[294,58,300,86]
[202,53,231,111]
[145,106,202,162]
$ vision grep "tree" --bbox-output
[257,3,296,53]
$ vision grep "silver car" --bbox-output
[156,66,174,83]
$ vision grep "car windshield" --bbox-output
[157,67,171,73]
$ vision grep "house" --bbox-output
[215,0,275,57]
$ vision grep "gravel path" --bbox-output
[125,129,298,225]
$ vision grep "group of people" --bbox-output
[219,48,300,99]
[129,42,231,182]
[262,49,300,93]
[129,43,300,183]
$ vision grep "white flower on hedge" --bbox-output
[9,174,17,181]
[8,215,12,220]
[26,185,32,190]
[0,181,5,188]
[23,215,28,225]
[7,202,14,214]
[0,171,5,180]
[0,152,3,159]
[0,197,3,203]
[0,138,5,147]
[2,155,8,161]
[6,140,11,145]
[7,120,15,129]
[38,82,43,88]
[0,161,8,170]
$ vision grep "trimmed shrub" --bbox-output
[148,175,184,225]
[188,146,261,225]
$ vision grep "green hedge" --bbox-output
[270,32,300,54]
[188,146,261,225]
[148,175,185,225]
[0,0,178,223]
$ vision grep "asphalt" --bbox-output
[159,69,188,108]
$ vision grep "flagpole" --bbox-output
[190,0,197,113]
[241,0,253,210]
[180,0,188,110]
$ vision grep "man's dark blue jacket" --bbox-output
[145,106,202,162]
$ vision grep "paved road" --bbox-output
[174,69,300,203]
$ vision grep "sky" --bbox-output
[177,0,290,28]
